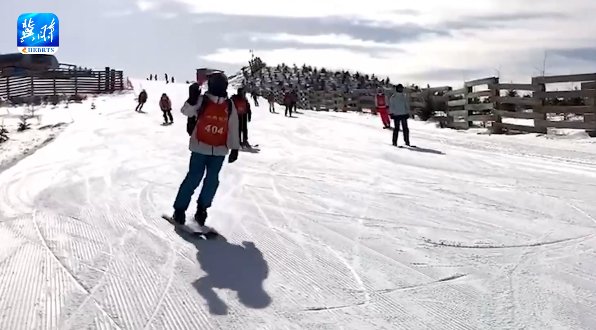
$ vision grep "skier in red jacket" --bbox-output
[375,89,391,129]
[231,87,252,148]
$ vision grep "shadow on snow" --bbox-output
[240,148,260,154]
[175,227,272,315]
[398,145,445,155]
[409,146,445,155]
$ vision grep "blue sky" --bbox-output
[1,0,595,86]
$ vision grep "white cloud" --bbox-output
[102,10,135,18]
[250,33,403,50]
[170,0,596,24]
[136,0,159,12]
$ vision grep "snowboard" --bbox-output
[161,214,223,240]
[160,122,173,126]
[398,145,418,149]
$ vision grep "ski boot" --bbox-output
[172,209,186,225]
[194,204,208,226]
[194,205,216,234]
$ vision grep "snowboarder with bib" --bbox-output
[231,87,252,148]
[375,88,391,129]
[388,84,411,147]
[171,73,241,231]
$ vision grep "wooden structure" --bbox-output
[0,67,124,104]
[492,73,596,135]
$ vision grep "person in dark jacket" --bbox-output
[251,91,259,106]
[231,87,252,148]
[159,93,173,124]
[283,89,292,117]
[289,88,298,114]
[136,89,147,112]
[267,91,275,113]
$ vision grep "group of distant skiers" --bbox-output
[258,88,298,117]
[148,73,175,84]
[135,89,176,124]
[134,73,412,234]
[133,73,257,234]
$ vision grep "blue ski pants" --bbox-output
[173,152,225,211]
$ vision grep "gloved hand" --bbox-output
[228,149,239,163]
[186,117,197,136]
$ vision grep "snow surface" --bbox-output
[1,79,596,329]
[0,104,71,171]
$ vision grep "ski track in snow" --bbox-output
[0,79,596,329]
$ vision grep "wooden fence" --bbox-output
[0,67,124,104]
[350,73,595,135]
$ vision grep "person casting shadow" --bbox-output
[175,228,272,315]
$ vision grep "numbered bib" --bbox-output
[195,100,229,147]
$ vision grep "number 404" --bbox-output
[204,125,224,134]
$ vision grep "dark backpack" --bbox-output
[186,96,233,136]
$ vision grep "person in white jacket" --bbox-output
[171,73,241,230]
[388,84,411,147]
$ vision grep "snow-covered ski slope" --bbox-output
[1,79,596,330]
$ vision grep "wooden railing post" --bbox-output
[30,76,35,98]
[74,70,79,96]
[465,85,473,128]
[104,67,110,92]
[532,77,547,134]
[586,83,596,136]
[97,71,102,93]
[491,84,503,134]
[109,69,116,92]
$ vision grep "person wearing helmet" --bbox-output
[171,73,241,232]
[231,87,252,148]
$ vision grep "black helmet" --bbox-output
[207,72,228,97]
